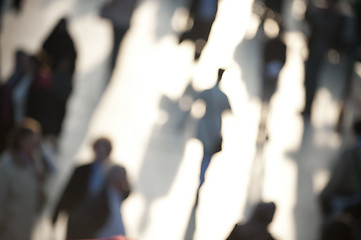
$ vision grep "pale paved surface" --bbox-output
[1,0,358,239]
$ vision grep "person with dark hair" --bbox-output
[0,122,46,240]
[226,201,277,240]
[52,137,130,239]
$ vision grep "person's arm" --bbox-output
[118,167,131,200]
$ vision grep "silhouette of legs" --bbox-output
[110,25,128,72]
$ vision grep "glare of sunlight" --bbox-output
[157,109,169,126]
[122,191,146,238]
[313,88,340,128]
[244,13,262,40]
[264,18,280,39]
[355,62,361,77]
[70,14,111,73]
[191,99,206,119]
[179,95,194,112]
[314,126,341,148]
[327,49,341,65]
[313,169,330,194]
[292,0,307,21]
[171,7,191,33]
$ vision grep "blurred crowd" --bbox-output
[0,0,361,239]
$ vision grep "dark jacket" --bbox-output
[52,163,109,239]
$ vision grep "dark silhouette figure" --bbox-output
[336,1,361,133]
[194,68,231,190]
[66,165,131,239]
[257,25,286,143]
[178,0,220,61]
[226,201,277,240]
[319,120,361,239]
[99,0,137,73]
[27,17,77,142]
[183,69,231,239]
[301,0,343,118]
[52,137,130,239]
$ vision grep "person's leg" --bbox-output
[302,40,325,118]
[111,25,128,72]
[199,149,212,189]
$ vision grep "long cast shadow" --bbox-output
[136,84,196,235]
[287,119,340,240]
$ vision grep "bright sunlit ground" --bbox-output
[1,0,354,239]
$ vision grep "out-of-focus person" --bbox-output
[226,201,277,240]
[178,0,220,61]
[0,120,47,240]
[67,165,131,239]
[52,137,130,239]
[28,17,77,144]
[99,0,137,73]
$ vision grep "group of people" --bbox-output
[301,0,361,123]
[0,1,137,239]
[0,120,131,240]
[0,17,76,153]
[1,0,361,239]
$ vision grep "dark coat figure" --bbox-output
[27,17,77,138]
[226,202,276,240]
[179,0,219,60]
[52,138,130,239]
[66,165,130,239]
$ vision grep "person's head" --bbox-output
[92,137,112,162]
[217,68,226,84]
[10,126,37,156]
[21,118,42,147]
[56,17,68,34]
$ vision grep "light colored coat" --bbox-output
[0,151,41,240]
